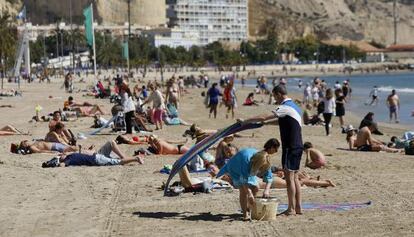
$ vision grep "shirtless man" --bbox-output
[386,89,400,123]
[17,140,77,154]
[355,121,400,153]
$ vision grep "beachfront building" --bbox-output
[384,44,414,62]
[154,28,200,49]
[167,0,248,46]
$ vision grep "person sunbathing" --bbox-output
[262,167,335,189]
[48,112,75,144]
[71,105,106,117]
[183,124,253,144]
[115,135,150,145]
[42,140,143,167]
[147,136,190,155]
[355,121,400,153]
[303,142,326,169]
[0,125,28,136]
[63,96,93,109]
[63,96,105,117]
[13,140,77,154]
[45,122,72,145]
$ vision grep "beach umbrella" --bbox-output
[164,121,263,196]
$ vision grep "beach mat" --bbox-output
[277,201,372,213]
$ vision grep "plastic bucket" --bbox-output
[251,198,278,221]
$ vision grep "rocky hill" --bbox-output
[249,0,414,45]
[1,0,413,45]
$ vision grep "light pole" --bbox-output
[69,0,75,72]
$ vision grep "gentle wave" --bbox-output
[378,86,414,93]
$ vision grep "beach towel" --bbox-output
[277,201,372,213]
[166,103,179,118]
[163,121,263,196]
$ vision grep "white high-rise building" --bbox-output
[168,0,248,45]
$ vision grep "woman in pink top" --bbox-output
[303,142,326,169]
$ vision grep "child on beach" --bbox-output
[322,88,336,136]
[303,142,326,169]
[216,139,280,221]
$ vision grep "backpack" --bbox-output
[405,140,414,155]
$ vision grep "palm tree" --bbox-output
[0,11,17,88]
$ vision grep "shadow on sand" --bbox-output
[133,211,241,222]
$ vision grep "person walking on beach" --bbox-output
[242,85,304,216]
[207,83,221,119]
[223,81,237,119]
[368,86,379,106]
[335,89,346,133]
[387,89,400,123]
[303,83,311,105]
[142,84,165,130]
[322,88,336,136]
[119,83,136,134]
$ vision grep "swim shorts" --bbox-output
[357,145,372,152]
[282,148,303,171]
[97,141,116,158]
[51,143,67,153]
[94,154,122,166]
[389,105,397,113]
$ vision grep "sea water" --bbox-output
[244,73,414,126]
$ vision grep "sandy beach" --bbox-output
[0,76,413,237]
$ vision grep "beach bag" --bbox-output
[405,140,414,155]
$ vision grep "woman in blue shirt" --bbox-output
[207,83,221,119]
[217,138,280,220]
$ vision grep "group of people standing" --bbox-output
[206,76,237,119]
[303,78,351,136]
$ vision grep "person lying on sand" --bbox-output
[63,96,93,109]
[63,96,105,117]
[71,105,106,117]
[264,167,335,189]
[0,105,13,108]
[147,136,190,155]
[12,140,78,154]
[216,139,280,221]
[183,124,254,144]
[355,121,400,153]
[115,135,150,145]
[388,136,412,149]
[42,140,143,167]
[0,125,29,136]
[303,142,326,169]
